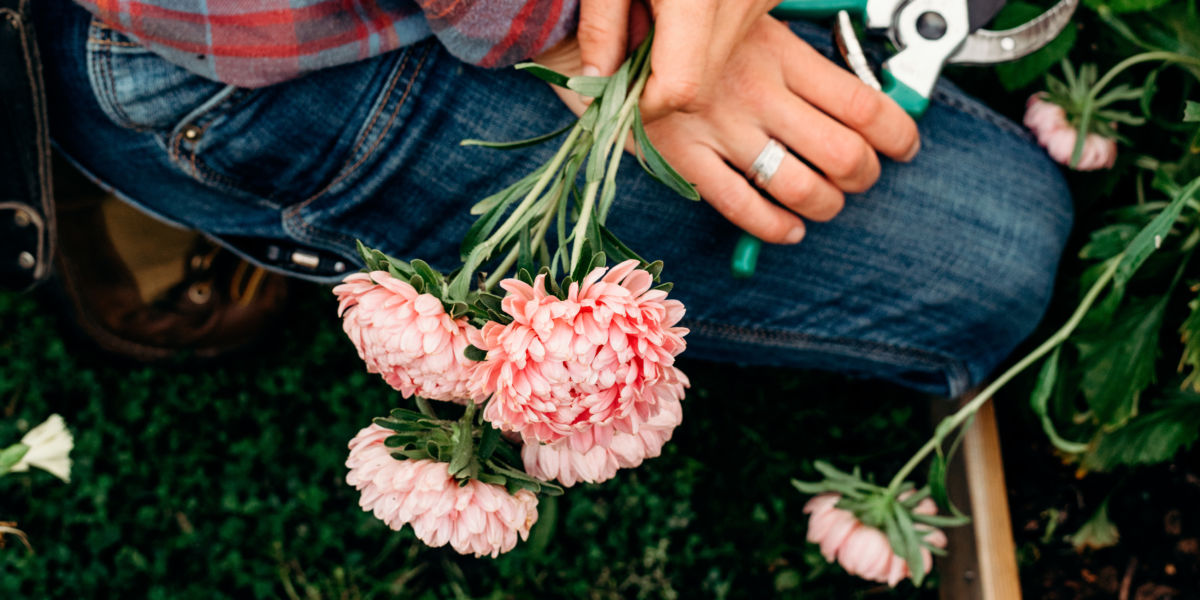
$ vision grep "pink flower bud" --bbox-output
[803,493,948,587]
[469,260,689,444]
[345,424,539,557]
[334,271,481,403]
[1023,93,1118,171]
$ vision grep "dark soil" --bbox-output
[998,395,1200,600]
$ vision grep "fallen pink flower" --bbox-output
[334,271,480,403]
[804,493,948,587]
[345,424,539,558]
[469,260,689,444]
[1024,94,1117,171]
[522,387,683,487]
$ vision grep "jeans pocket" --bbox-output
[85,20,232,133]
[84,19,433,212]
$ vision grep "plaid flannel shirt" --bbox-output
[76,0,578,88]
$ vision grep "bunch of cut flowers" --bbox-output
[332,37,692,558]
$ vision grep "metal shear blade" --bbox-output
[949,0,1080,65]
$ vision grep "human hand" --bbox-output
[539,16,921,244]
[577,0,778,121]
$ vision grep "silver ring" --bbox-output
[747,138,786,188]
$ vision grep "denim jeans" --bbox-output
[34,0,1073,398]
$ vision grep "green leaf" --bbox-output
[994,2,1077,91]
[387,408,426,421]
[374,418,428,433]
[1069,499,1119,552]
[911,513,972,528]
[356,239,376,270]
[1081,391,1200,471]
[893,504,927,586]
[1185,101,1200,123]
[565,75,609,98]
[632,110,701,200]
[1074,296,1166,425]
[448,246,485,300]
[476,472,506,486]
[477,424,501,461]
[463,345,488,362]
[0,443,30,476]
[1030,347,1090,454]
[514,63,570,87]
[1139,68,1159,118]
[449,438,472,477]
[460,122,573,150]
[410,260,443,294]
[470,165,546,216]
[1182,297,1200,392]
[1079,223,1141,261]
[927,453,951,514]
[517,224,534,275]
[599,225,648,264]
[1114,174,1200,288]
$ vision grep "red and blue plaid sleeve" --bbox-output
[415,0,578,68]
[74,0,578,88]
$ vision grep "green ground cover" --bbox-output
[0,287,935,599]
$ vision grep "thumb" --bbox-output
[577,0,630,76]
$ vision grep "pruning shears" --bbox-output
[730,0,1080,278]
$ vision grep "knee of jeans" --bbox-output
[940,146,1073,390]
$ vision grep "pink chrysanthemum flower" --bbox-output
[1024,94,1117,171]
[804,493,948,587]
[334,271,480,403]
[468,260,689,444]
[522,385,683,487]
[345,424,539,558]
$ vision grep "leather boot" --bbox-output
[52,167,289,361]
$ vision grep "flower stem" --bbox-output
[484,125,584,252]
[569,54,653,270]
[484,193,559,289]
[415,396,438,419]
[884,255,1123,496]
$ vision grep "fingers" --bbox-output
[671,142,808,244]
[782,40,921,162]
[733,135,846,223]
[640,0,716,121]
[578,0,630,77]
[763,93,881,195]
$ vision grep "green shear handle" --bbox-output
[731,0,928,279]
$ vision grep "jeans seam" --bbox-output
[283,41,434,250]
[685,318,972,397]
[290,43,423,214]
[166,88,279,205]
[86,20,153,133]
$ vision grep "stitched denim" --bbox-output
[35,0,1073,398]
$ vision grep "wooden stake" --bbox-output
[962,397,1022,600]
[933,394,1022,600]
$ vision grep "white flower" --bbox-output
[10,414,73,483]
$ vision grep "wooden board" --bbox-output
[933,394,1022,600]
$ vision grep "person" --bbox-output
[30,0,1072,398]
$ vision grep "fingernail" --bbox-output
[786,227,805,244]
[902,137,921,162]
[582,64,601,77]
